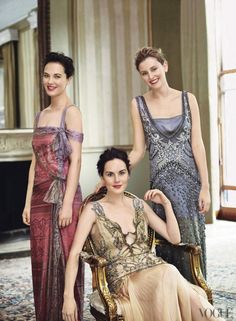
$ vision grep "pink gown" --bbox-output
[30,106,84,321]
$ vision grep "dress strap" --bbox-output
[91,201,104,217]
[135,96,145,114]
[60,104,75,128]
[182,91,190,115]
[132,197,144,212]
[136,96,152,123]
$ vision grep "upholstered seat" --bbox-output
[90,290,122,316]
[81,189,213,321]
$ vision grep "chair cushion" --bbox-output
[90,290,122,315]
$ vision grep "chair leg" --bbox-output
[189,247,213,304]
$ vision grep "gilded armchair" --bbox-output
[81,189,212,321]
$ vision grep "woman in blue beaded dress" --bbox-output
[129,47,211,282]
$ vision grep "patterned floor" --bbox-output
[0,258,94,321]
[0,220,235,321]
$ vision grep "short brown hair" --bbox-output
[44,52,74,78]
[134,47,166,71]
[97,148,130,177]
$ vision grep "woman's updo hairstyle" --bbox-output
[134,46,166,71]
[97,148,131,177]
[44,52,75,78]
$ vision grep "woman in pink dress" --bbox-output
[22,52,84,321]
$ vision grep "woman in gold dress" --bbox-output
[62,148,224,321]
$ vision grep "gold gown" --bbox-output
[88,197,224,321]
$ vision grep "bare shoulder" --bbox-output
[168,88,182,103]
[186,92,198,108]
[66,105,82,118]
[171,88,182,97]
[125,194,140,206]
[140,199,153,221]
[131,97,138,107]
[41,106,51,115]
[130,97,140,116]
[65,105,82,129]
[81,202,96,218]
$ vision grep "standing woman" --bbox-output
[129,47,210,282]
[22,52,84,321]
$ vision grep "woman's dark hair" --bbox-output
[43,52,75,78]
[97,148,131,176]
[134,46,166,71]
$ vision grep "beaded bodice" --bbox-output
[86,197,164,294]
[136,91,200,188]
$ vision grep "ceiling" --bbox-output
[0,0,37,31]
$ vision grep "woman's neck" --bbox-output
[50,94,71,110]
[150,85,171,99]
[103,191,126,206]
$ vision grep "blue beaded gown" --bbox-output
[135,91,206,282]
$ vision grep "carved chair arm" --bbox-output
[81,252,119,320]
[81,252,108,267]
[156,239,201,253]
[95,264,118,320]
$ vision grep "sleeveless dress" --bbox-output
[84,197,223,321]
[30,106,84,321]
[135,91,206,282]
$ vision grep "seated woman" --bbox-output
[62,148,224,321]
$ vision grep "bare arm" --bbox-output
[59,106,83,228]
[129,98,146,168]
[143,189,181,244]
[62,204,96,321]
[188,93,211,213]
[22,153,36,225]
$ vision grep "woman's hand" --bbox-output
[62,297,78,321]
[22,206,30,225]
[59,203,72,228]
[198,187,211,214]
[144,189,171,206]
